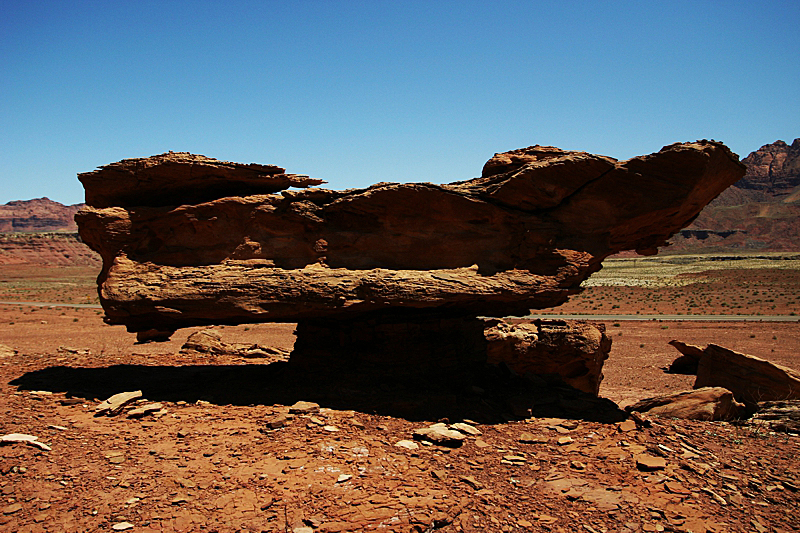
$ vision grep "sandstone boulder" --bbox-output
[626,387,744,421]
[0,344,16,358]
[695,344,800,406]
[75,141,745,333]
[485,319,610,395]
[181,330,227,355]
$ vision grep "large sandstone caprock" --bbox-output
[76,141,745,333]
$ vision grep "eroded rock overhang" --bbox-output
[75,142,746,332]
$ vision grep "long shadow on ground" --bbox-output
[10,361,627,424]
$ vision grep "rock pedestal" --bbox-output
[290,312,487,378]
[485,319,610,395]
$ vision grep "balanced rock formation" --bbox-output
[76,142,745,335]
[485,319,610,396]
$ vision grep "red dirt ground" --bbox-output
[1,300,798,532]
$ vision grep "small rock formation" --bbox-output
[485,319,610,395]
[668,340,800,409]
[695,344,800,406]
[626,387,744,421]
[75,143,744,389]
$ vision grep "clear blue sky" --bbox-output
[2,1,798,205]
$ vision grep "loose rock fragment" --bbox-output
[451,422,482,436]
[519,432,547,444]
[635,454,667,471]
[460,475,482,490]
[0,344,16,357]
[0,433,51,451]
[127,402,164,418]
[289,401,320,415]
[265,414,289,429]
[2,503,22,515]
[394,440,420,451]
[627,387,744,421]
[95,391,143,417]
[413,423,467,447]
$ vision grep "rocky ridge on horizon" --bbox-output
[0,197,82,233]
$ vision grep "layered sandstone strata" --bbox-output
[76,142,745,333]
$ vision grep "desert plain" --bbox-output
[0,252,798,533]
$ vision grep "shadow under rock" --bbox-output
[9,361,627,424]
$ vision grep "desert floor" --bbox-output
[0,257,798,533]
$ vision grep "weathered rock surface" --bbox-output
[180,329,289,359]
[77,151,324,209]
[749,400,800,433]
[76,141,745,333]
[666,339,704,374]
[626,387,744,421]
[485,319,610,395]
[695,344,800,406]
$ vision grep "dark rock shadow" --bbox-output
[9,361,627,424]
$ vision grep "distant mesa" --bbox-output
[0,197,100,266]
[0,197,82,233]
[668,138,800,252]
